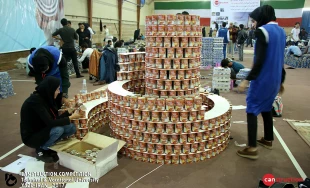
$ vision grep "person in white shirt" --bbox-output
[291,22,300,45]
[104,25,109,38]
[78,43,94,72]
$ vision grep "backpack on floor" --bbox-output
[272,96,283,117]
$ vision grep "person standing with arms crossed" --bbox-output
[52,18,83,78]
[237,5,286,160]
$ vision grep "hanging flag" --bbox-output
[100,19,103,32]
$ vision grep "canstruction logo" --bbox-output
[213,0,220,7]
[262,174,303,186]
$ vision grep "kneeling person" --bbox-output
[20,77,81,163]
[221,58,245,87]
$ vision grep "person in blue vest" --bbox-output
[216,22,230,59]
[237,5,286,160]
[28,46,70,108]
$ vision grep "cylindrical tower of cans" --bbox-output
[108,14,232,164]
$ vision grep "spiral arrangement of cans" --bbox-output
[107,14,232,164]
[59,90,109,140]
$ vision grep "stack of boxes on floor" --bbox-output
[107,14,232,165]
[0,72,14,99]
[58,90,109,140]
[212,67,231,92]
[201,37,224,67]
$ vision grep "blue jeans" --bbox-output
[223,44,227,59]
[41,123,76,150]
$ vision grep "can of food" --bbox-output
[147,122,155,132]
[172,37,179,47]
[141,110,150,121]
[142,153,149,162]
[130,96,138,108]
[174,145,181,155]
[155,59,162,69]
[191,15,197,25]
[167,48,175,58]
[139,142,146,152]
[184,15,191,25]
[137,131,143,141]
[198,109,205,120]
[164,37,171,48]
[167,25,175,36]
[189,37,196,47]
[176,14,184,25]
[152,111,160,122]
[184,98,194,110]
[160,134,168,144]
[157,14,166,25]
[180,111,188,122]
[156,37,163,47]
[132,120,138,130]
[168,90,176,97]
[181,59,188,69]
[149,154,157,163]
[174,80,181,90]
[179,155,187,164]
[138,121,146,132]
[175,48,183,58]
[170,135,179,144]
[166,124,174,134]
[173,123,182,134]
[158,25,166,36]
[164,80,172,90]
[164,155,172,164]
[147,98,156,110]
[134,109,141,120]
[171,155,179,164]
[199,141,206,151]
[176,25,184,36]
[137,97,146,110]
[181,37,188,47]
[146,25,152,36]
[196,132,203,142]
[156,98,165,111]
[181,144,190,154]
[190,111,197,121]
[126,107,134,119]
[209,118,216,129]
[158,48,166,58]
[186,70,192,79]
[160,70,167,79]
[203,130,210,140]
[174,98,184,111]
[165,98,175,111]
[155,123,163,133]
[168,70,176,80]
[185,48,192,58]
[151,79,157,89]
[160,90,167,97]
[187,154,195,164]
[151,25,158,35]
[188,133,195,143]
[161,111,170,122]
[184,25,191,36]
[167,14,176,25]
[178,134,186,144]
[206,140,212,149]
[171,111,179,123]
[193,47,199,57]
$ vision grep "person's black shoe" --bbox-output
[76,75,84,78]
[36,149,55,163]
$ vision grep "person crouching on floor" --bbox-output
[221,58,245,87]
[286,41,302,57]
[20,77,81,163]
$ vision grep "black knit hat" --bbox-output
[32,48,54,73]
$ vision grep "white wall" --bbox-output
[64,0,154,42]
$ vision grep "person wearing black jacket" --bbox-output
[20,77,81,162]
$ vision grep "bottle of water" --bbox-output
[80,79,87,94]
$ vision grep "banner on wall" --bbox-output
[0,0,64,53]
[210,0,260,29]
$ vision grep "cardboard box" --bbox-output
[50,132,125,179]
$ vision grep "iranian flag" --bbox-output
[154,0,304,27]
